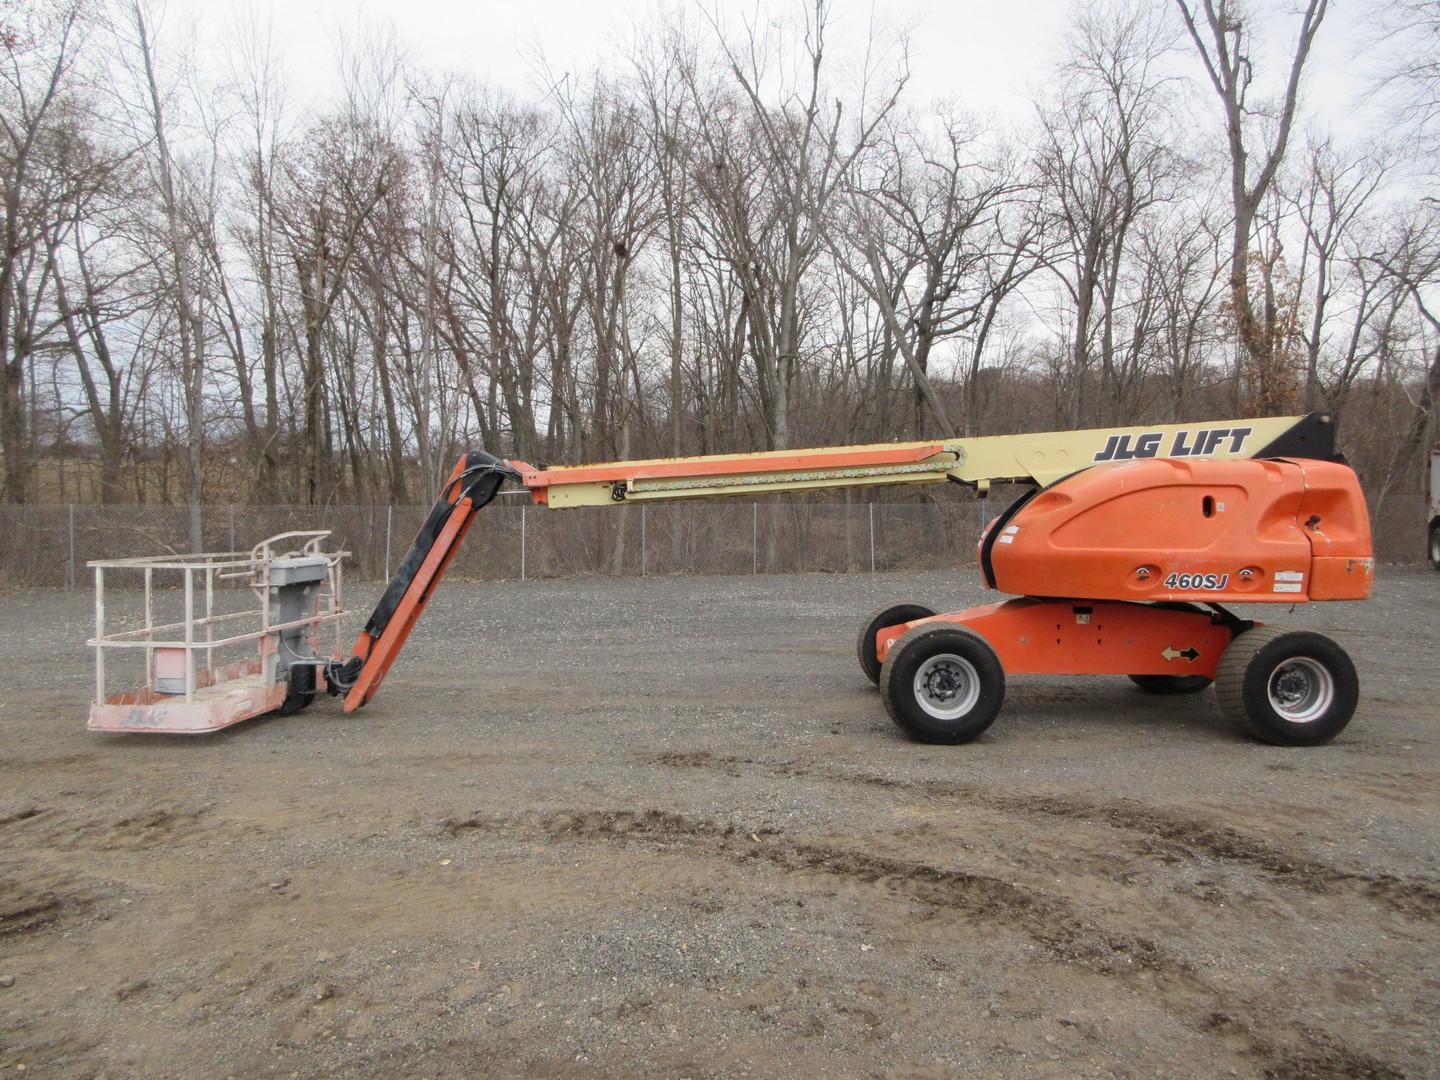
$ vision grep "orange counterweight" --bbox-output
[979,457,1373,605]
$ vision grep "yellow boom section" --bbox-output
[515,414,1332,509]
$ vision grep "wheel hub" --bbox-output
[925,666,962,701]
[1274,670,1309,705]
[1266,657,1334,724]
[912,653,981,720]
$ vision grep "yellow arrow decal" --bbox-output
[1161,646,1201,662]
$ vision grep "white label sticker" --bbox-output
[1002,525,1020,534]
[1275,570,1304,582]
[998,535,1015,544]
[1273,582,1303,593]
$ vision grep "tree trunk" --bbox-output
[0,359,27,502]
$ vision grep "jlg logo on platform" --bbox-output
[1093,427,1253,462]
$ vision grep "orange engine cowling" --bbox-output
[981,457,1373,604]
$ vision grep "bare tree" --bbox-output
[1139,195,1227,418]
[696,0,907,450]
[444,88,553,461]
[44,117,144,503]
[1174,0,1328,414]
[1286,137,1389,410]
[1040,0,1177,426]
[273,112,398,504]
[1368,0,1440,160]
[122,0,210,547]
[632,20,697,456]
[841,114,1034,438]
[0,0,87,501]
[0,0,1433,566]
[228,9,290,500]
[1368,203,1440,497]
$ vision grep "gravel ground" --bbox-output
[1,566,1437,1078]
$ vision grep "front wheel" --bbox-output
[1215,627,1359,746]
[1429,523,1440,570]
[856,603,936,685]
[879,625,1005,744]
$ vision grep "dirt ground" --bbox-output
[1,566,1437,1078]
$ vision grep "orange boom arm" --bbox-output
[334,452,517,712]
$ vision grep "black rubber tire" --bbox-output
[857,603,938,685]
[1215,626,1359,746]
[879,624,1005,744]
[277,664,316,716]
[1128,674,1213,695]
[1430,523,1440,570]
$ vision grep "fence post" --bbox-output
[752,503,758,575]
[520,505,527,581]
[640,505,647,576]
[228,505,236,552]
[385,505,393,580]
[68,504,75,591]
[869,502,876,573]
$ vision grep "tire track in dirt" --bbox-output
[7,802,218,853]
[649,751,1440,921]
[0,805,109,948]
[443,807,1166,974]
[0,891,66,936]
[0,874,96,938]
[439,807,1402,1080]
[0,806,45,828]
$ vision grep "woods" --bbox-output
[2,0,1437,556]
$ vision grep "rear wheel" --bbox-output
[879,624,1005,744]
[857,603,937,686]
[1215,626,1359,746]
[1128,673,1213,695]
[1430,523,1440,570]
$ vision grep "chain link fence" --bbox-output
[0,490,1019,591]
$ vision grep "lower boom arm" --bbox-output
[332,451,518,712]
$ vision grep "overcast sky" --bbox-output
[158,0,1379,139]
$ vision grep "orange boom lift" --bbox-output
[88,411,1373,744]
[318,410,1372,747]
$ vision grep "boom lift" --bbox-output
[90,412,1375,745]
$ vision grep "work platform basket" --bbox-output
[87,532,349,734]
